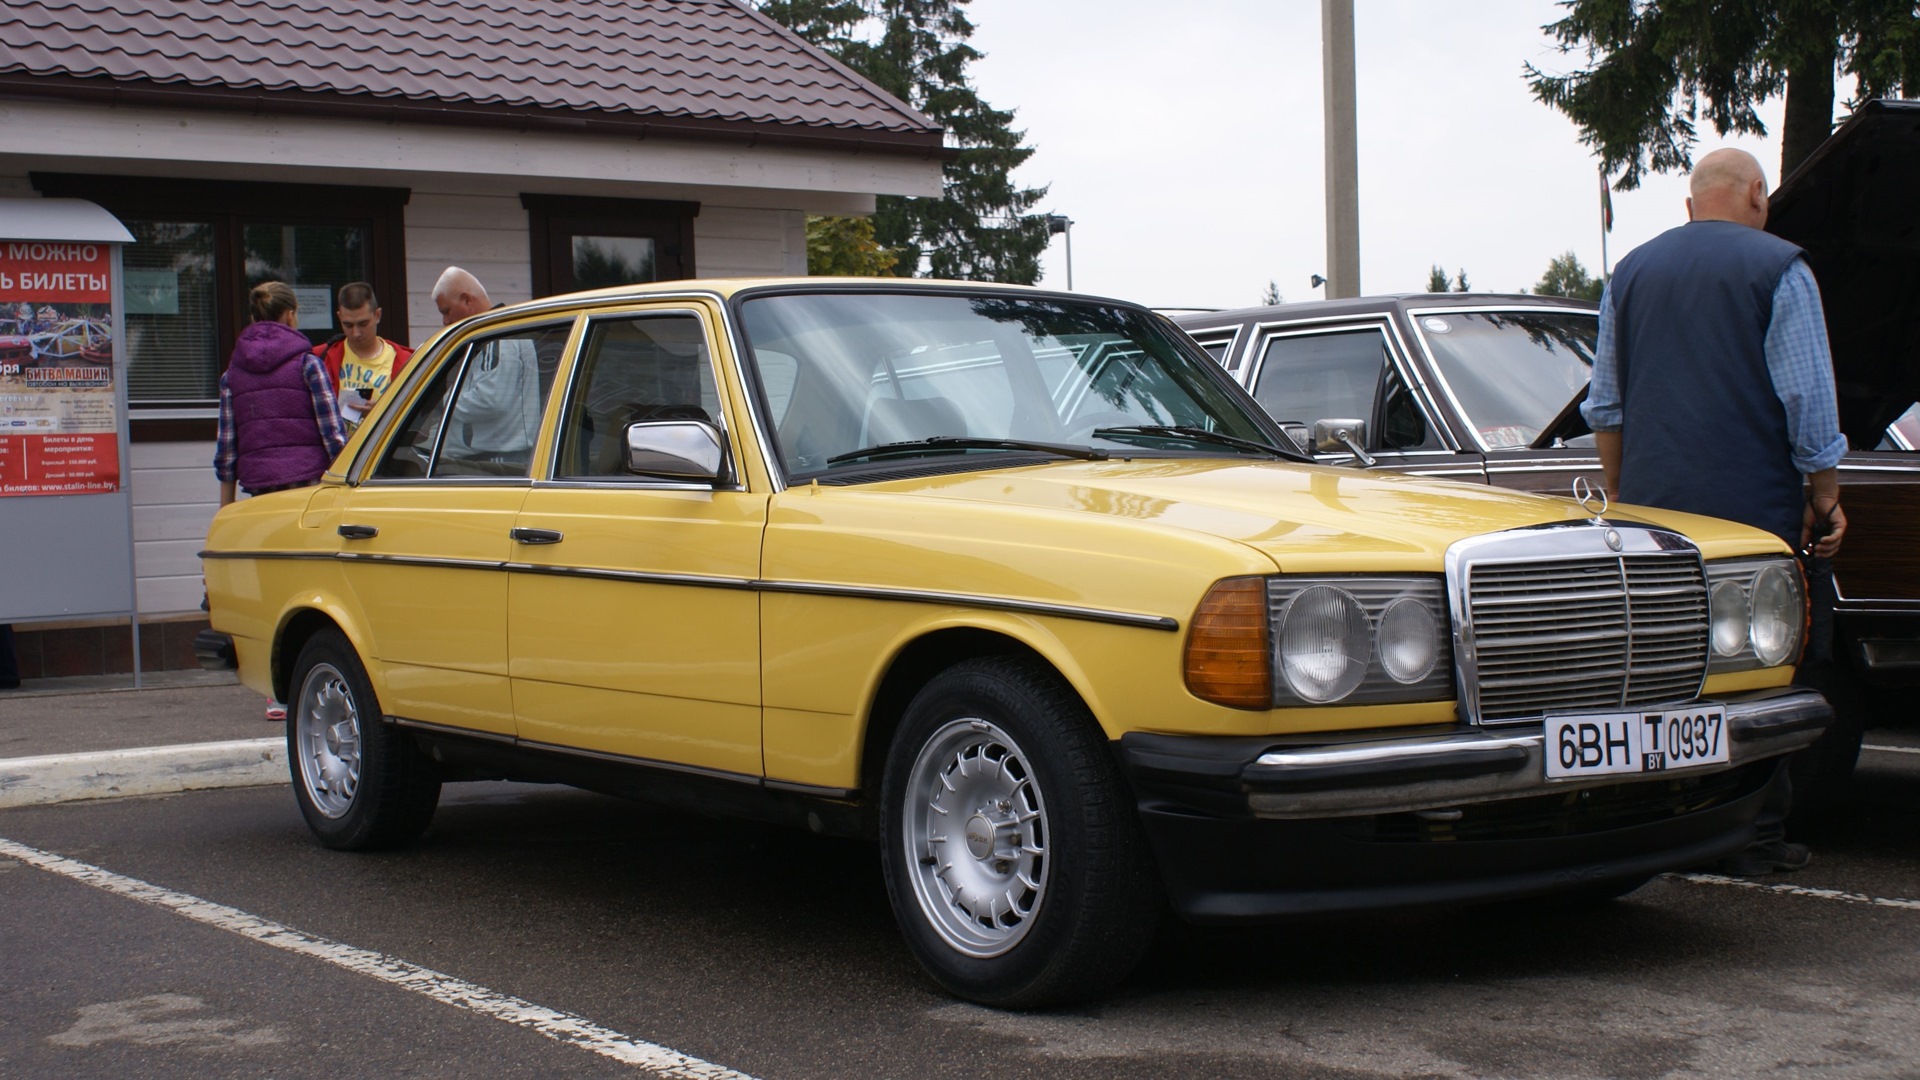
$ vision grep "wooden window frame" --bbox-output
[31,173,410,440]
[522,194,699,297]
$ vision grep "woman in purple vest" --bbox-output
[213,282,348,507]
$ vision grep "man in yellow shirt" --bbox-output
[314,281,413,428]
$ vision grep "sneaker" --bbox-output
[264,702,288,722]
[1711,840,1811,876]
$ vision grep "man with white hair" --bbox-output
[1583,147,1847,875]
[430,266,540,465]
[432,265,494,326]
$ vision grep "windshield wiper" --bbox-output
[827,436,1110,465]
[1091,425,1307,461]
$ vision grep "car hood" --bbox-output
[852,459,1764,570]
[1768,98,1920,446]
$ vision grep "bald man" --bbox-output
[1582,148,1846,875]
[432,266,493,326]
[430,266,542,464]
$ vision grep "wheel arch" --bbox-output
[272,603,373,705]
[859,625,1096,800]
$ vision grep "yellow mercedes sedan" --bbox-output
[201,279,1830,1007]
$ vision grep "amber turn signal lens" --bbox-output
[1185,576,1272,709]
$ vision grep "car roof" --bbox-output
[1171,292,1597,328]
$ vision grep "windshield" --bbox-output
[1414,310,1597,449]
[738,291,1279,480]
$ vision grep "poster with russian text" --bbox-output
[0,240,119,496]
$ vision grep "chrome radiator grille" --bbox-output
[1466,553,1708,723]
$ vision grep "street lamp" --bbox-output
[1045,213,1074,291]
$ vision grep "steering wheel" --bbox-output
[1064,411,1144,439]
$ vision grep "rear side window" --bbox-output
[373,323,571,480]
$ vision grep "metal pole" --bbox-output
[1321,0,1361,298]
[1063,220,1073,292]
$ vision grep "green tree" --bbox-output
[1427,265,1452,292]
[1534,250,1606,300]
[1453,269,1471,292]
[1527,1,1920,189]
[807,216,901,276]
[1261,280,1282,305]
[761,0,1050,283]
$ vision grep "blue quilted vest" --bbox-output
[1609,220,1807,546]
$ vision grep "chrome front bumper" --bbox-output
[1121,687,1830,821]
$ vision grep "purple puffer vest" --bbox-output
[225,320,331,493]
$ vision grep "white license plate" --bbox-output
[1544,707,1729,779]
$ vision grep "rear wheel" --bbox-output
[879,656,1161,1008]
[287,629,440,850]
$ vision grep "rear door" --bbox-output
[330,317,574,737]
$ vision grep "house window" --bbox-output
[31,174,408,430]
[523,194,698,297]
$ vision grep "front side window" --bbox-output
[1252,329,1389,433]
[554,313,720,479]
[738,291,1274,480]
[374,324,570,479]
[1415,310,1597,449]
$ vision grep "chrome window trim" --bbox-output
[1403,304,1599,456]
[192,550,1179,631]
[542,306,747,493]
[1244,314,1461,453]
[1444,522,1707,725]
[1183,325,1244,371]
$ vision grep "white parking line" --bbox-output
[1669,872,1920,910]
[0,837,757,1079]
[1862,743,1920,756]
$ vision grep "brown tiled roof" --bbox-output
[0,0,945,154]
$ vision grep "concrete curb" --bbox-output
[0,738,287,809]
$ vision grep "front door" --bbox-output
[507,308,766,777]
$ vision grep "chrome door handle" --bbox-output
[509,527,564,545]
[338,524,378,540]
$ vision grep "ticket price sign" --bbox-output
[0,198,137,628]
[0,239,119,495]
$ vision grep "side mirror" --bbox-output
[1312,418,1376,466]
[624,420,731,485]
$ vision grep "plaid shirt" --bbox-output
[214,353,349,485]
[1585,257,1847,475]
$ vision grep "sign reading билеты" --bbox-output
[0,239,119,496]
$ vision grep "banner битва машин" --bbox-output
[0,240,119,496]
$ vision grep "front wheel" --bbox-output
[287,628,440,850]
[879,656,1161,1007]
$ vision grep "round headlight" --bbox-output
[1749,564,1801,667]
[1377,596,1439,684]
[1278,585,1369,702]
[1709,579,1750,658]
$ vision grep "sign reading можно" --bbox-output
[0,240,119,496]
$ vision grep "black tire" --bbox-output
[878,655,1162,1008]
[286,628,440,850]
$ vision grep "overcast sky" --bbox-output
[964,0,1832,309]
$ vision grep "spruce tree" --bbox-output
[761,0,1050,283]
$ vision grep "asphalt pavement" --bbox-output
[1,673,1917,1076]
